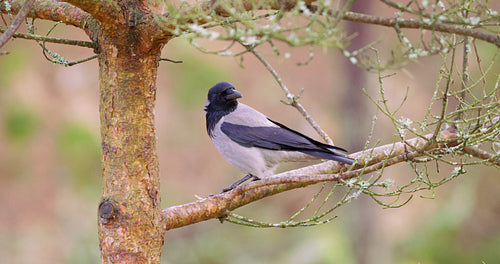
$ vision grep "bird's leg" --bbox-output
[218,174,262,223]
[221,174,256,193]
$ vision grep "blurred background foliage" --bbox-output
[4,104,38,144]
[1,1,499,264]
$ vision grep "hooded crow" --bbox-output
[204,82,354,192]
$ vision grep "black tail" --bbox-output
[266,119,355,165]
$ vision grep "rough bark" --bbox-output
[91,2,171,262]
[97,41,165,263]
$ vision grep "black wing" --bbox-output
[220,119,353,164]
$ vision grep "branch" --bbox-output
[248,45,334,144]
[61,0,122,25]
[336,10,500,47]
[0,0,34,49]
[164,0,315,27]
[3,0,93,29]
[464,146,500,166]
[0,26,96,48]
[210,0,316,15]
[162,127,460,231]
[168,1,500,47]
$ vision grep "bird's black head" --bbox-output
[205,82,242,113]
[205,82,242,136]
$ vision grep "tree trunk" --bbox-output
[94,17,169,263]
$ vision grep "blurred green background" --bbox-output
[1,3,500,263]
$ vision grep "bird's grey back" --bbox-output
[223,103,276,127]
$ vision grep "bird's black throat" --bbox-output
[205,100,238,137]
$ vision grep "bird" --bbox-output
[204,81,354,192]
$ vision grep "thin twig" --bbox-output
[0,26,96,48]
[67,54,98,65]
[246,44,335,145]
[426,39,455,148]
[27,21,97,66]
[457,7,471,120]
[160,57,183,63]
[0,0,35,49]
[472,39,486,87]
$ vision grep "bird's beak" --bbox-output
[225,89,242,100]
